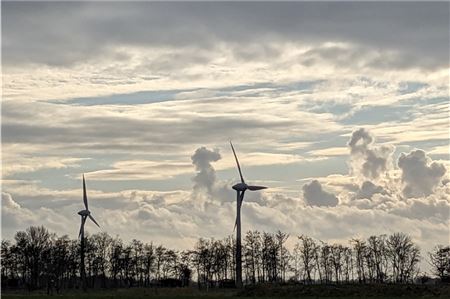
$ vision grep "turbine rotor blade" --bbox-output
[79,216,87,239]
[240,189,246,205]
[233,191,240,232]
[88,214,100,228]
[234,190,246,232]
[248,185,268,191]
[230,141,245,184]
[83,174,88,210]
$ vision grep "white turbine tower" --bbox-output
[78,174,99,291]
[230,142,267,288]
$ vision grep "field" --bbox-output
[2,284,450,299]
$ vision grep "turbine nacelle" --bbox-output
[78,210,91,216]
[232,182,247,191]
[232,182,268,192]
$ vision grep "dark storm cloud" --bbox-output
[2,2,449,69]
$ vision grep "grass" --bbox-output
[1,288,234,299]
[2,284,450,299]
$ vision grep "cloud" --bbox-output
[356,181,387,199]
[189,146,242,204]
[2,192,21,210]
[1,192,37,230]
[308,147,348,157]
[390,195,450,223]
[349,183,450,224]
[0,2,448,274]
[398,149,447,198]
[1,176,448,275]
[302,180,339,207]
[215,151,321,169]
[191,147,221,194]
[3,2,448,70]
[1,98,311,156]
[348,128,394,180]
[85,160,192,181]
[2,156,87,177]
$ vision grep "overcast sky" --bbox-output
[2,2,449,267]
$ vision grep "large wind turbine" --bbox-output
[230,142,267,288]
[78,174,100,290]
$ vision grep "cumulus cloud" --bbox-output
[348,128,394,180]
[356,181,387,199]
[350,183,450,224]
[390,196,450,223]
[189,146,246,204]
[131,191,166,208]
[398,149,447,198]
[1,172,448,274]
[302,180,339,207]
[318,129,448,228]
[191,147,221,194]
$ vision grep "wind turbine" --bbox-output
[230,142,267,288]
[78,174,100,291]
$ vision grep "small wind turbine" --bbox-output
[78,174,99,291]
[230,141,267,288]
[78,174,100,238]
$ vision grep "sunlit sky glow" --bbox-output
[1,2,449,264]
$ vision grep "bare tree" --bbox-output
[131,239,144,286]
[296,235,318,284]
[1,240,13,284]
[367,235,388,282]
[318,242,333,284]
[276,230,290,282]
[261,232,278,282]
[143,242,155,286]
[15,226,53,290]
[428,245,450,281]
[244,230,260,284]
[330,244,344,283]
[1,226,433,290]
[386,232,420,283]
[341,246,352,283]
[351,238,367,283]
[109,236,123,287]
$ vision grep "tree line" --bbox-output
[1,226,449,291]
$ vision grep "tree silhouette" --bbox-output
[1,225,444,291]
[428,245,450,282]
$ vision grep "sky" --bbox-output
[1,2,449,268]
